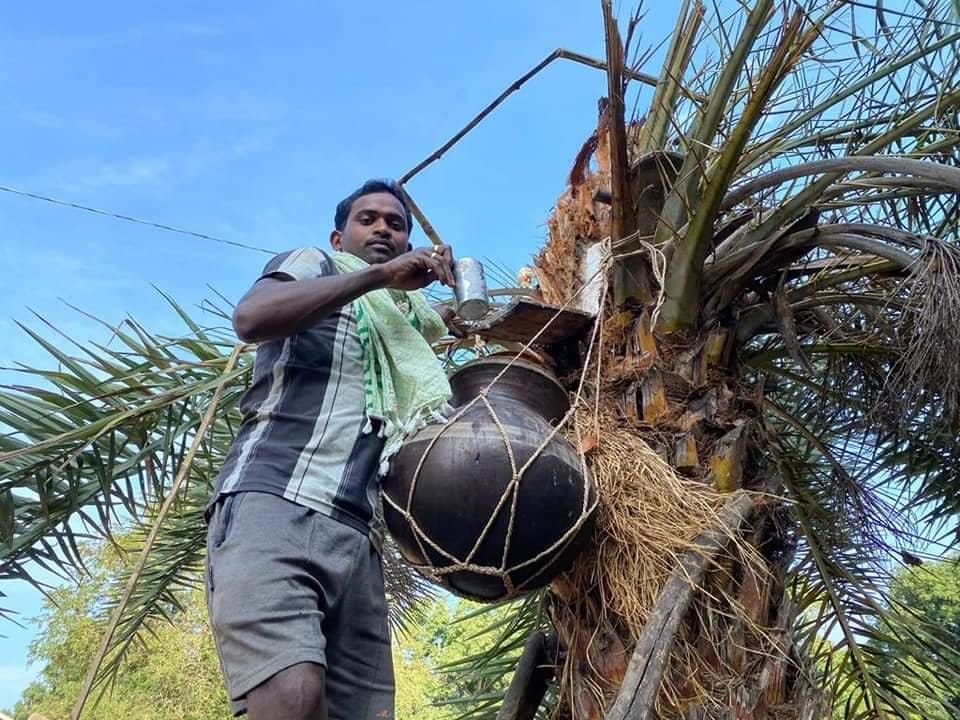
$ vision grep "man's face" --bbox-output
[331,192,410,265]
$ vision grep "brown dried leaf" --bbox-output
[579,433,600,455]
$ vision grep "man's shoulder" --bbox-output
[261,247,337,281]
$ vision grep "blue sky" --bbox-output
[0,1,686,711]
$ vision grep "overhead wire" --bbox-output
[0,184,277,256]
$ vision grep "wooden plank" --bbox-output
[469,297,595,347]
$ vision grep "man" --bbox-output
[204,179,457,720]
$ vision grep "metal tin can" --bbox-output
[453,257,489,321]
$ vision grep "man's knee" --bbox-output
[247,662,327,720]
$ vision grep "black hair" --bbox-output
[334,179,413,234]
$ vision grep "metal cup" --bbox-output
[453,257,489,321]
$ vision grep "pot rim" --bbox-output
[450,355,570,418]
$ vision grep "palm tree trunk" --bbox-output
[532,81,807,717]
[538,319,806,719]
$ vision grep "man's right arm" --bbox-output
[232,264,392,343]
[232,246,455,344]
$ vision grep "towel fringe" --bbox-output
[372,401,456,477]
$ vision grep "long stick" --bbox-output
[604,493,756,720]
[399,48,673,186]
[397,47,702,251]
[399,186,444,248]
[71,343,246,720]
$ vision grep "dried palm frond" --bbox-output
[549,401,768,718]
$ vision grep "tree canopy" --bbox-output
[868,555,960,720]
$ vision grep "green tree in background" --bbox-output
[871,556,960,720]
[10,540,229,720]
[8,539,518,720]
[394,599,524,720]
[820,556,960,720]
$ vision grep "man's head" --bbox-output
[330,179,414,265]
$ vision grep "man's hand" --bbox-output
[381,245,455,291]
[433,304,466,338]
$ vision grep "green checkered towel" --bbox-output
[331,251,453,474]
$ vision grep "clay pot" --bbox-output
[383,356,596,601]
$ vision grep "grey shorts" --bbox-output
[205,491,394,719]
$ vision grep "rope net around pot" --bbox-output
[382,252,612,602]
[381,366,600,600]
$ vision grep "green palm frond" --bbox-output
[636,0,960,712]
[0,304,243,586]
[647,0,960,331]
[382,538,439,640]
[0,295,436,693]
[433,593,549,720]
[758,349,960,718]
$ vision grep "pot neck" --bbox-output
[450,357,570,424]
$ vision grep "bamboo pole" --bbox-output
[398,186,445,249]
[395,43,703,255]
[71,343,246,720]
[399,48,674,186]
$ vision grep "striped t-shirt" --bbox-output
[209,247,385,542]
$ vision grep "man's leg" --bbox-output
[322,533,395,720]
[205,492,331,717]
[247,662,328,720]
